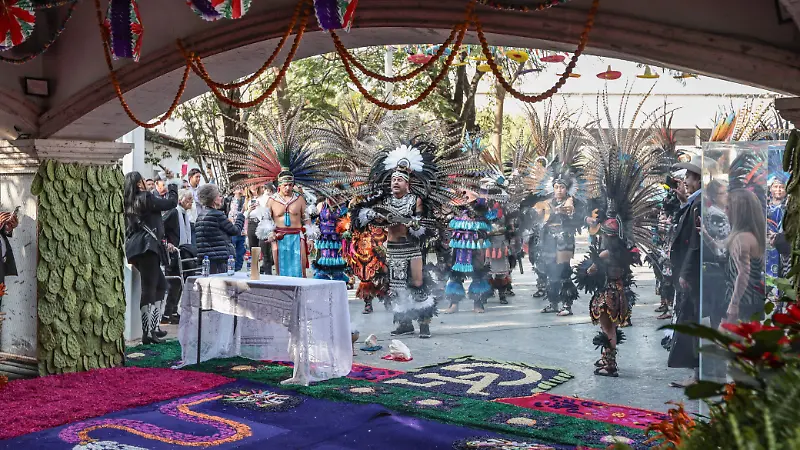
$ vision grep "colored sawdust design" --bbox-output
[380,356,573,400]
[496,393,670,430]
[117,348,652,449]
[58,392,253,446]
[0,367,232,440]
[184,359,651,449]
[221,389,304,412]
[261,359,405,382]
[452,436,564,449]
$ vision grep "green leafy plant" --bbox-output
[31,160,126,375]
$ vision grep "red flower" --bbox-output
[773,303,800,327]
[721,321,781,340]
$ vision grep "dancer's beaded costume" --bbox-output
[444,203,491,310]
[313,202,350,282]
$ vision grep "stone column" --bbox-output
[0,139,131,379]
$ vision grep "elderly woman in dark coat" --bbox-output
[124,172,179,344]
[196,183,245,274]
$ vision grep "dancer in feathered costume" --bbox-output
[440,133,491,314]
[523,110,587,316]
[315,96,395,312]
[349,120,483,337]
[575,89,663,376]
[205,105,328,278]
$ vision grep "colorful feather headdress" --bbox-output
[204,103,339,198]
[579,87,665,251]
[709,100,791,142]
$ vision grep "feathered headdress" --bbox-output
[580,87,664,251]
[328,117,485,217]
[523,102,587,202]
[709,100,791,142]
[205,103,338,197]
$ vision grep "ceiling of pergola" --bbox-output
[0,0,797,141]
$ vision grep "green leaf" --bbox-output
[764,301,776,316]
[661,323,735,346]
[685,380,726,399]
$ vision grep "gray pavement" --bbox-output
[348,234,699,414]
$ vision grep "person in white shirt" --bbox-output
[162,190,194,323]
[244,184,274,274]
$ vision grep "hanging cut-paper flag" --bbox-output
[540,54,565,63]
[0,0,36,51]
[407,53,432,64]
[314,0,358,31]
[188,0,251,21]
[104,0,143,62]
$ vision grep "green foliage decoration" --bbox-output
[31,160,126,376]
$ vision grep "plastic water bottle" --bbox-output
[201,256,210,277]
[227,255,235,276]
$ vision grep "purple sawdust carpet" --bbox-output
[2,380,579,450]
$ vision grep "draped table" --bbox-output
[177,273,352,385]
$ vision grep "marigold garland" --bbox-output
[329,0,472,84]
[93,0,192,128]
[472,0,599,104]
[189,6,311,108]
[0,0,77,65]
[336,20,468,110]
[178,0,306,90]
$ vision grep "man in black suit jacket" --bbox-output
[667,162,702,385]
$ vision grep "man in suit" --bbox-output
[667,161,702,387]
[162,190,195,324]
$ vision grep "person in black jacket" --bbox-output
[124,172,179,344]
[195,184,245,274]
[667,162,702,386]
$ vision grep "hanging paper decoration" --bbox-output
[558,72,581,78]
[596,65,621,80]
[469,55,488,61]
[314,0,358,31]
[407,53,432,64]
[505,49,529,63]
[187,0,251,21]
[477,64,492,72]
[187,0,221,21]
[636,66,659,79]
[104,0,143,62]
[0,0,35,51]
[540,54,565,63]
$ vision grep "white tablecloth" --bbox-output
[178,273,352,385]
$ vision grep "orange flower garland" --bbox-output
[93,0,191,128]
[179,0,307,90]
[472,0,599,104]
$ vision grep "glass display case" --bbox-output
[697,141,788,383]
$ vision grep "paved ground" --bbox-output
[347,234,698,414]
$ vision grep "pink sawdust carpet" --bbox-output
[0,367,232,439]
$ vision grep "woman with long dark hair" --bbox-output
[124,171,179,344]
[723,188,766,323]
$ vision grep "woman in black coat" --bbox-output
[124,172,179,344]
[195,183,245,274]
